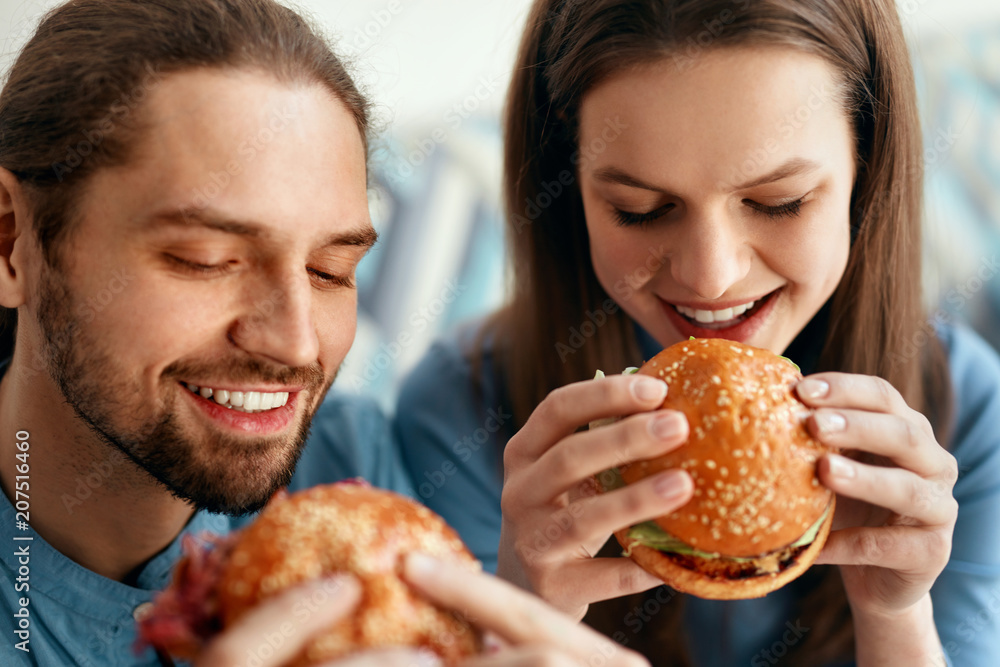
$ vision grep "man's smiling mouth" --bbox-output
[183,383,291,413]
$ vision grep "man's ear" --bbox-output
[0,168,32,309]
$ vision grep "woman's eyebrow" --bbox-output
[733,157,821,190]
[592,157,822,194]
[592,166,667,193]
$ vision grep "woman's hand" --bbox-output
[797,372,958,634]
[404,553,650,666]
[497,372,694,620]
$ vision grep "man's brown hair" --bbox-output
[0,0,370,359]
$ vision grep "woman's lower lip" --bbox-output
[181,385,297,435]
[661,288,782,343]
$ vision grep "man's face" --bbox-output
[31,68,372,514]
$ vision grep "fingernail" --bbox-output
[653,470,690,500]
[798,378,829,400]
[633,377,668,403]
[405,552,441,577]
[827,454,855,479]
[650,412,684,440]
[816,412,846,434]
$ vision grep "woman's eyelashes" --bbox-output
[612,197,806,227]
[743,197,805,219]
[613,203,675,227]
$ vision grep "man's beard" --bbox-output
[35,263,334,516]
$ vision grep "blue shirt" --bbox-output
[395,321,1000,667]
[0,393,415,666]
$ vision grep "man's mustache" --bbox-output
[161,357,326,388]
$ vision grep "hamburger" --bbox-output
[594,338,835,600]
[136,480,482,665]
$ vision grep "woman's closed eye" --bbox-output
[613,203,675,227]
[743,197,805,219]
[613,196,805,228]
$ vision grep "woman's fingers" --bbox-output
[797,372,935,437]
[815,525,952,576]
[512,471,693,564]
[403,554,647,666]
[514,409,688,506]
[818,454,958,526]
[506,374,668,466]
[196,576,360,667]
[807,408,955,479]
[530,557,667,611]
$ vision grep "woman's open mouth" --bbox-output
[660,287,784,343]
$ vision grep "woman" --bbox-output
[396,0,1000,664]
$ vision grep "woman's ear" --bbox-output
[0,168,32,309]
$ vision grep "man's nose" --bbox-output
[228,269,320,368]
[669,211,751,300]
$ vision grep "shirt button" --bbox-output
[133,601,154,622]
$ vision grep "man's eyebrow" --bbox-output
[143,208,378,248]
[592,157,822,193]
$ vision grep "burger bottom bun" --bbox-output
[614,497,835,600]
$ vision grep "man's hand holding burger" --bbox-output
[496,372,694,620]
[799,372,958,666]
[193,559,649,667]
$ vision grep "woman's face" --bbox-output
[577,46,855,354]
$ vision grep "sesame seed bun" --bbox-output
[217,483,482,666]
[139,482,482,665]
[597,338,835,600]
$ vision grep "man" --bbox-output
[0,1,646,666]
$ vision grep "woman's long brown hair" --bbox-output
[487,0,954,663]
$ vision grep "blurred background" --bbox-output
[1,0,998,410]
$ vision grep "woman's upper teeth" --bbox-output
[675,300,756,323]
[184,384,290,412]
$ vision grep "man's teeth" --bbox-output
[675,300,756,324]
[184,384,290,413]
